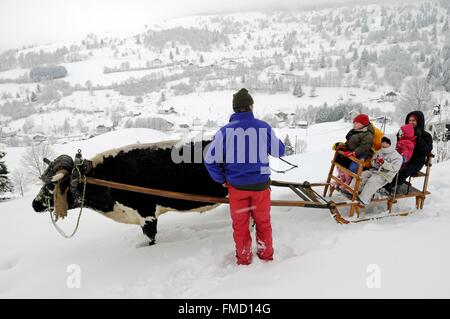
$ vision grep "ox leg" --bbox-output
[142,218,158,245]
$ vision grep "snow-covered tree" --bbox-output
[427,57,442,81]
[10,168,29,197]
[284,135,294,156]
[442,59,450,92]
[293,82,304,97]
[30,91,37,102]
[396,77,435,122]
[443,19,450,32]
[0,151,12,195]
[295,139,307,154]
[352,49,359,62]
[21,143,55,182]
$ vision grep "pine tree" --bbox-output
[289,62,295,71]
[160,92,166,103]
[284,135,294,155]
[427,57,442,81]
[30,91,37,102]
[345,64,351,73]
[442,19,449,32]
[432,24,438,42]
[0,151,12,195]
[320,56,326,68]
[293,82,304,97]
[359,49,369,68]
[361,23,369,33]
[352,49,359,62]
[442,59,450,92]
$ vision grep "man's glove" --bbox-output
[375,157,384,166]
[332,142,347,151]
[343,151,356,158]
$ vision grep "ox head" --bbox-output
[32,154,75,213]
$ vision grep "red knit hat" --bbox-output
[408,114,419,122]
[353,114,370,126]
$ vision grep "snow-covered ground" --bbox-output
[1,122,450,298]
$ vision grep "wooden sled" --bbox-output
[323,150,434,221]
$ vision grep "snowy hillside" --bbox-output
[1,122,450,298]
[2,0,450,149]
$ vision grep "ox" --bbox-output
[32,139,228,245]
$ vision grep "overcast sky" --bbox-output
[0,0,395,52]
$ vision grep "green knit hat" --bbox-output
[232,88,254,112]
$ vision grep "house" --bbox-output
[158,106,177,115]
[294,120,309,129]
[384,91,398,102]
[275,112,289,123]
[95,125,112,135]
[32,134,47,142]
[151,58,163,66]
[0,126,18,138]
[192,117,203,127]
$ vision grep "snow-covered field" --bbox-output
[1,122,450,298]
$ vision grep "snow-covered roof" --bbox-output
[1,127,18,134]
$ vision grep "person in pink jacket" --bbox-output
[396,123,416,164]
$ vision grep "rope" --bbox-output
[49,177,87,239]
[270,157,299,174]
[48,159,88,239]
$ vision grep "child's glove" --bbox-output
[375,157,384,166]
[343,151,356,158]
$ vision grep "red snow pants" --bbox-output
[227,184,273,265]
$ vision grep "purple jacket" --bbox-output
[204,111,285,186]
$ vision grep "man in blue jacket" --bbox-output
[204,88,285,265]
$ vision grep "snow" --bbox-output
[1,1,450,298]
[1,122,450,298]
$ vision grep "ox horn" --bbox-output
[51,169,69,182]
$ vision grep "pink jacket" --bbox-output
[396,124,416,163]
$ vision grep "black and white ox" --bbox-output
[32,139,228,245]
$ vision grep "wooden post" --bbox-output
[415,196,421,210]
[387,199,393,214]
[324,151,338,196]
[420,154,433,210]
[350,157,364,218]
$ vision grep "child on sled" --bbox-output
[350,137,403,205]
[332,114,375,186]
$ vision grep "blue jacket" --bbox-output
[204,111,285,186]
